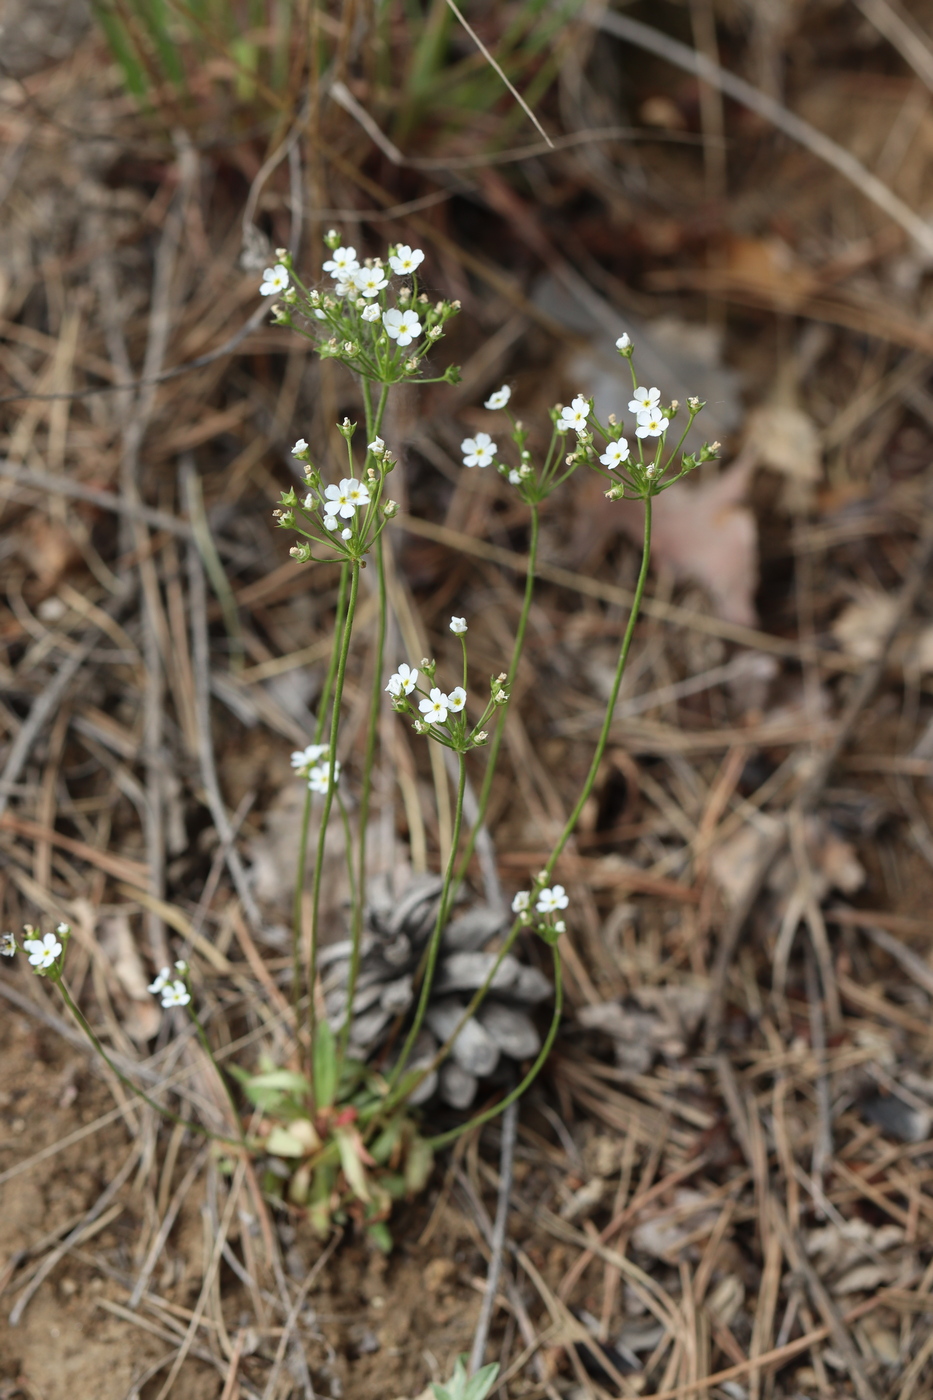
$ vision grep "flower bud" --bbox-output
[383,500,400,518]
[323,229,341,249]
[337,418,357,440]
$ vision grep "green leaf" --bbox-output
[464,1363,500,1400]
[312,1019,338,1109]
[265,1126,307,1158]
[404,1135,434,1196]
[366,1221,393,1254]
[334,1125,370,1203]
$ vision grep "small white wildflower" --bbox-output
[600,439,631,469]
[383,308,422,346]
[388,244,425,276]
[334,272,358,298]
[323,477,368,519]
[508,469,521,485]
[260,264,289,296]
[386,663,419,697]
[556,396,590,435]
[511,891,531,914]
[322,513,339,530]
[449,616,467,635]
[24,932,62,969]
[554,919,566,933]
[308,760,340,795]
[536,885,569,913]
[461,432,496,468]
[346,479,370,509]
[1,932,16,956]
[355,266,389,298]
[291,743,328,772]
[341,527,352,540]
[446,686,466,712]
[419,687,449,724]
[368,437,385,455]
[148,966,171,994]
[616,333,631,350]
[635,409,670,439]
[323,245,360,278]
[161,980,191,1009]
[484,385,511,410]
[292,438,309,456]
[174,960,188,974]
[361,302,381,322]
[629,385,660,414]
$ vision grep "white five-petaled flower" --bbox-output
[461,432,496,468]
[260,264,289,296]
[361,302,381,322]
[292,438,309,456]
[449,616,467,635]
[484,385,511,410]
[161,980,190,1009]
[324,477,370,519]
[368,437,385,455]
[334,271,359,297]
[419,687,449,724]
[536,885,569,914]
[308,760,340,795]
[355,267,389,298]
[388,244,425,276]
[629,385,660,414]
[446,686,466,712]
[511,891,531,913]
[600,439,631,469]
[556,396,590,435]
[616,333,631,350]
[1,932,16,956]
[291,743,328,772]
[24,932,62,969]
[322,246,360,278]
[635,409,670,439]
[382,308,422,346]
[148,966,170,994]
[386,663,419,697]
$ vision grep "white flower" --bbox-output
[361,302,381,322]
[600,439,630,469]
[508,469,521,485]
[323,513,339,530]
[446,686,466,712]
[161,980,191,1009]
[511,891,531,913]
[174,960,188,974]
[148,966,171,994]
[536,885,569,913]
[56,922,70,935]
[355,267,389,298]
[386,663,418,696]
[24,932,62,969]
[635,409,670,438]
[461,432,496,468]
[556,396,590,435]
[368,437,385,455]
[383,308,422,346]
[308,760,340,795]
[616,333,631,350]
[341,527,352,540]
[449,616,467,635]
[388,244,425,276]
[1,932,16,956]
[629,385,660,414]
[419,687,449,724]
[323,246,360,278]
[323,477,369,519]
[260,264,289,296]
[484,385,511,410]
[334,272,359,298]
[291,743,328,772]
[554,919,566,933]
[292,438,308,456]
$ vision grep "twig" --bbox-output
[128,1148,209,1309]
[470,1100,518,1375]
[0,460,194,536]
[705,492,933,1047]
[590,5,933,258]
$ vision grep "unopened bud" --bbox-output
[384,500,400,518]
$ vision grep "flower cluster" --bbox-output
[511,883,569,944]
[2,922,71,975]
[259,235,461,388]
[385,619,508,752]
[275,422,397,566]
[149,961,191,1009]
[290,743,340,795]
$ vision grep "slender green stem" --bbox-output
[542,494,652,880]
[292,562,350,1042]
[54,976,241,1147]
[308,561,361,1059]
[454,504,539,889]
[387,750,468,1090]
[426,946,562,1150]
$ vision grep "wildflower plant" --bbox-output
[4,231,719,1262]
